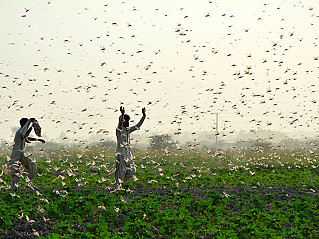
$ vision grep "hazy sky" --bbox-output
[1,0,319,143]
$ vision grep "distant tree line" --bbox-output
[148,134,177,151]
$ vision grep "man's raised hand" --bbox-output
[120,106,125,115]
[38,139,45,144]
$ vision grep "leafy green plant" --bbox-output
[1,147,319,238]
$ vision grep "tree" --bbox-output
[148,134,177,151]
[91,140,116,150]
[251,140,272,152]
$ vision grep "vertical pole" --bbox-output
[216,113,218,149]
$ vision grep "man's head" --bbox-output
[20,118,28,127]
[123,114,130,127]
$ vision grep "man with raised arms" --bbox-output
[114,106,146,189]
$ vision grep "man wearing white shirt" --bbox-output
[114,106,146,189]
[1,118,45,191]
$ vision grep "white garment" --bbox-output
[114,115,145,188]
[1,119,36,188]
[10,119,33,161]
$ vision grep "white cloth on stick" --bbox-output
[32,119,42,137]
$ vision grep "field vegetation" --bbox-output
[0,140,319,238]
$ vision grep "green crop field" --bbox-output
[1,146,319,238]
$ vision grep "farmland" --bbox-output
[0,145,319,238]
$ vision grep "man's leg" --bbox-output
[114,155,126,189]
[11,174,21,191]
[124,160,136,183]
[3,160,21,190]
[20,156,37,189]
[123,175,132,183]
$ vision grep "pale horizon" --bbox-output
[1,0,319,143]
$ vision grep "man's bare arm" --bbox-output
[20,118,34,136]
[118,106,125,130]
[26,137,45,144]
[26,127,33,137]
[129,107,146,133]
